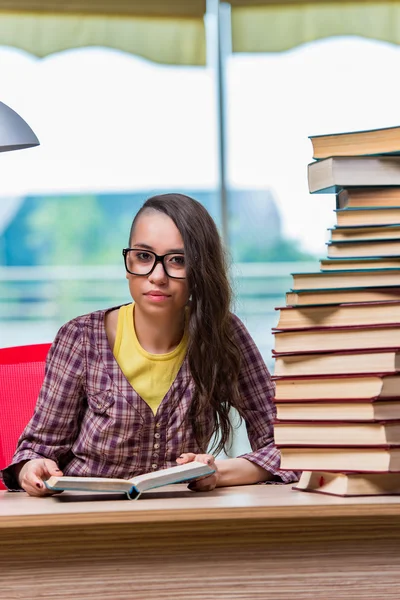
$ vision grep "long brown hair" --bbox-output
[129,193,244,454]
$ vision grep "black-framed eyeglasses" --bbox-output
[122,248,186,279]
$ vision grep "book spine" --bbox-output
[127,486,141,500]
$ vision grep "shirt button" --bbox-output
[151,463,158,470]
[154,433,161,439]
[155,422,161,428]
[153,443,160,449]
[153,452,159,458]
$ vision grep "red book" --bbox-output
[280,445,400,473]
[274,373,400,403]
[273,323,400,355]
[273,349,400,378]
[274,419,400,447]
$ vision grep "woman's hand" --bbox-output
[17,459,64,497]
[176,453,219,492]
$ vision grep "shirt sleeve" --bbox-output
[231,314,299,484]
[1,320,86,490]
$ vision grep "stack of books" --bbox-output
[273,125,400,496]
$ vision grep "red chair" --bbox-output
[0,343,51,489]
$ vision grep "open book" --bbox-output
[45,461,215,500]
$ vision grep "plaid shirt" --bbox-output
[2,307,298,489]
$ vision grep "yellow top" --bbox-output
[113,303,188,415]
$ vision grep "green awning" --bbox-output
[0,0,206,65]
[2,1,400,64]
[230,1,400,53]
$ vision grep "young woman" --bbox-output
[1,193,298,496]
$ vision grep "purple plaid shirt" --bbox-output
[2,307,298,489]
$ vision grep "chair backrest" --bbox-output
[0,343,51,489]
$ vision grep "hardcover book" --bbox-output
[291,269,400,290]
[44,461,215,500]
[275,301,400,330]
[307,156,400,194]
[320,257,400,271]
[273,348,400,377]
[275,399,400,422]
[337,187,400,209]
[274,420,400,446]
[285,287,400,307]
[294,470,400,496]
[309,125,400,160]
[330,224,400,242]
[273,373,400,401]
[327,239,400,259]
[336,207,400,227]
[273,324,400,354]
[279,446,400,472]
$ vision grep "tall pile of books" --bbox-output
[272,125,400,496]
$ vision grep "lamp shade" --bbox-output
[0,101,39,152]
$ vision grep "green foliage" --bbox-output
[27,195,114,265]
[234,237,316,262]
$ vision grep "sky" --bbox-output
[1,36,400,253]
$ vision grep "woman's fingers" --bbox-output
[176,453,218,492]
[194,454,215,466]
[176,453,197,464]
[177,453,214,465]
[19,459,63,497]
[189,473,218,492]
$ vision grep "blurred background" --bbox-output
[2,0,400,377]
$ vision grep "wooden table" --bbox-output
[2,483,400,599]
